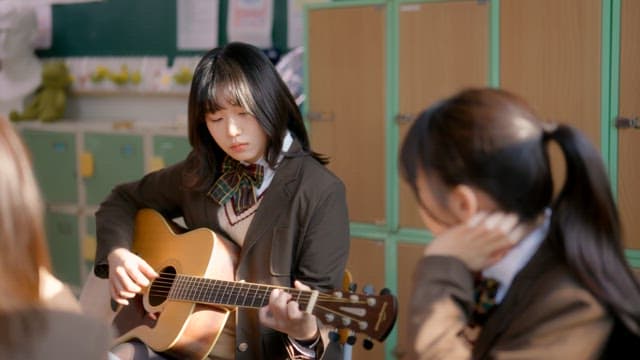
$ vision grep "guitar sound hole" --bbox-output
[149,266,176,307]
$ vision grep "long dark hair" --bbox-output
[185,42,327,190]
[400,88,640,334]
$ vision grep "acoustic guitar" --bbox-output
[80,208,397,359]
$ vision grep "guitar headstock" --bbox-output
[313,287,398,343]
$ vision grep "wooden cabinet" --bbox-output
[305,0,639,358]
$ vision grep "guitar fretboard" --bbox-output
[154,274,312,309]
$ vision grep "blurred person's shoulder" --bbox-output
[0,307,112,360]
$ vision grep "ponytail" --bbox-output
[545,124,640,334]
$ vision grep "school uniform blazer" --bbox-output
[405,240,613,360]
[93,140,351,360]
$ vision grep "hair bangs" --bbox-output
[203,62,257,116]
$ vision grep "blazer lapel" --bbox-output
[473,241,557,358]
[239,141,305,262]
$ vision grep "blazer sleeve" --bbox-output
[406,255,475,360]
[291,178,351,360]
[293,178,350,291]
[93,161,187,276]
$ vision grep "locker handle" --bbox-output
[615,116,640,129]
[307,111,335,122]
[395,113,415,123]
[80,152,94,178]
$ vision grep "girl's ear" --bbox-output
[448,184,479,222]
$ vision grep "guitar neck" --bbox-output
[152,273,311,310]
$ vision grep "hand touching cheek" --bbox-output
[424,212,525,271]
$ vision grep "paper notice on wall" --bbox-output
[287,0,327,48]
[227,0,273,48]
[33,5,52,49]
[177,0,219,50]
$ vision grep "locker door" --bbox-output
[152,135,191,171]
[45,211,82,287]
[501,0,601,145]
[307,5,386,225]
[21,130,78,204]
[617,0,640,252]
[397,0,490,228]
[84,133,144,206]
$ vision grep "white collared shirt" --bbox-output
[483,209,551,303]
[252,131,292,197]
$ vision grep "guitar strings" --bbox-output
[150,279,376,319]
[143,274,385,331]
[145,273,368,304]
[147,283,358,304]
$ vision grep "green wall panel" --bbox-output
[20,130,77,204]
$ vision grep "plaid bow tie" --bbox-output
[208,156,264,215]
[470,273,500,327]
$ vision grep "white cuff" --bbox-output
[288,334,319,358]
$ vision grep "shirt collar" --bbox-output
[254,131,292,196]
[483,208,551,303]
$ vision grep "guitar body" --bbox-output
[80,209,399,359]
[82,209,239,360]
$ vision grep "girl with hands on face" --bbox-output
[422,212,523,272]
[401,88,640,360]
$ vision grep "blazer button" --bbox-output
[238,342,249,352]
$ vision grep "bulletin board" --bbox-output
[36,0,289,60]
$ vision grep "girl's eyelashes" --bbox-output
[206,114,223,122]
[239,111,255,117]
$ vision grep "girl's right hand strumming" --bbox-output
[107,248,158,306]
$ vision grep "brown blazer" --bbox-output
[405,240,613,360]
[0,309,111,359]
[93,140,350,359]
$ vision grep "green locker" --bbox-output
[45,211,82,287]
[20,130,77,204]
[84,133,144,206]
[153,135,191,168]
